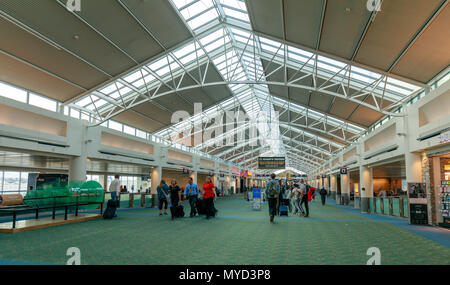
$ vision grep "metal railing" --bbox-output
[0,195,104,229]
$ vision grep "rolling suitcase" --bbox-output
[279,205,288,216]
[103,199,118,219]
[175,205,185,218]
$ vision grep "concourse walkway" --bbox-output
[0,195,449,265]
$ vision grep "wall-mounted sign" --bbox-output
[182,168,190,175]
[258,157,286,169]
[439,130,450,144]
[408,182,428,225]
[340,168,348,175]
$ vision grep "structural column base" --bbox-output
[342,194,350,206]
[361,197,370,213]
[354,197,360,209]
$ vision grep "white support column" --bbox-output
[331,174,337,200]
[405,151,422,183]
[341,173,350,205]
[151,166,161,195]
[360,165,373,213]
[69,155,87,182]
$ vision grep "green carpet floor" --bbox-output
[0,195,449,265]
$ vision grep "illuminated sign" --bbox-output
[258,157,286,169]
[340,168,348,175]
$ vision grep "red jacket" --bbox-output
[202,181,215,199]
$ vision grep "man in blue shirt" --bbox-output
[184,177,200,217]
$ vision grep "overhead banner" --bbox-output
[258,157,286,169]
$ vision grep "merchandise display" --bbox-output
[439,180,450,228]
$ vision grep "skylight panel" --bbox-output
[223,7,250,22]
[173,43,196,59]
[124,70,145,83]
[148,56,171,72]
[172,0,196,9]
[75,97,92,108]
[99,83,118,95]
[204,37,230,52]
[220,0,246,10]
[199,29,225,46]
[187,8,219,30]
[180,0,214,19]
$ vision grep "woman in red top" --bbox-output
[202,177,217,219]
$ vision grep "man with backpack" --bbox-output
[265,173,280,223]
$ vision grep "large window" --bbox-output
[0,171,29,195]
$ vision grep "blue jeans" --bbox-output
[111,192,119,216]
[188,196,198,217]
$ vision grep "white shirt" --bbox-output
[292,187,301,199]
[109,178,120,194]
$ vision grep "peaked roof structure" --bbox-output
[2,0,446,174]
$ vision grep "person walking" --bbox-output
[108,174,121,217]
[157,180,170,216]
[291,184,303,216]
[184,177,200,218]
[320,187,327,206]
[299,179,309,217]
[202,177,217,219]
[169,180,182,220]
[265,173,280,223]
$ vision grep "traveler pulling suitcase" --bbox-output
[103,199,118,219]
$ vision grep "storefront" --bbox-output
[421,142,450,228]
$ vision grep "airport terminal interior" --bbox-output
[0,0,449,265]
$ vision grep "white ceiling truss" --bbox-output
[64,0,424,173]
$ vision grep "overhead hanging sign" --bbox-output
[340,168,348,175]
[258,157,286,169]
[182,168,190,175]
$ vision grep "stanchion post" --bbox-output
[75,196,79,217]
[12,210,17,229]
